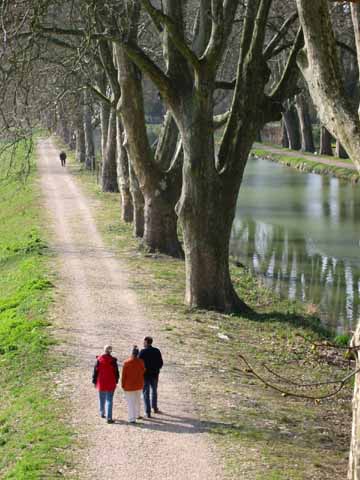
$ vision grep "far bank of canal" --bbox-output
[230,155,360,333]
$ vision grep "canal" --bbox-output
[230,156,360,333]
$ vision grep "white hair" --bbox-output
[104,345,112,354]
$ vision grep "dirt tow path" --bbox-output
[38,138,226,480]
[253,142,357,170]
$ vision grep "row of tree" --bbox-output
[2,1,360,477]
[1,0,306,313]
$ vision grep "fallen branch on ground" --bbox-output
[238,353,359,400]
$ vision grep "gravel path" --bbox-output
[253,142,357,170]
[38,138,227,480]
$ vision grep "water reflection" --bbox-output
[230,157,360,333]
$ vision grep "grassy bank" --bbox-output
[67,149,352,479]
[0,142,71,479]
[252,147,360,183]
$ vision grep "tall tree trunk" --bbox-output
[295,94,315,152]
[352,3,360,120]
[115,44,183,257]
[176,91,248,312]
[100,102,110,162]
[296,4,360,478]
[57,104,71,145]
[83,90,96,171]
[97,73,111,162]
[76,126,86,163]
[296,0,360,171]
[68,130,76,150]
[44,110,55,132]
[128,163,144,238]
[349,323,360,480]
[336,139,349,159]
[282,108,301,150]
[116,116,133,222]
[101,109,119,192]
[319,126,333,156]
[282,120,289,148]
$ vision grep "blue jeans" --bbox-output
[143,375,158,415]
[99,391,114,420]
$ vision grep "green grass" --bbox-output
[0,142,72,479]
[252,148,360,182]
[64,146,352,479]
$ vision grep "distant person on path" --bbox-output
[59,151,66,167]
[92,345,119,424]
[121,346,145,424]
[139,336,163,418]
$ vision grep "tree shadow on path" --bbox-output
[113,412,233,435]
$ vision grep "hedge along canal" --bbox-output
[0,141,72,479]
[231,154,360,334]
[252,146,360,183]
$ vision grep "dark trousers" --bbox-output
[143,375,158,414]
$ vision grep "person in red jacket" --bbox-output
[121,346,145,424]
[92,345,119,424]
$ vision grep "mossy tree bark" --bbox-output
[350,322,360,480]
[296,0,360,172]
[282,107,301,150]
[295,93,315,153]
[319,126,332,156]
[128,163,144,238]
[336,139,349,160]
[75,127,85,163]
[75,102,86,163]
[83,89,95,171]
[116,117,133,223]
[92,33,145,234]
[97,39,120,192]
[56,103,71,145]
[296,2,360,478]
[115,15,183,257]
[96,72,110,162]
[101,109,119,192]
[281,120,289,148]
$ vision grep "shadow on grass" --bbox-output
[234,308,333,340]
[111,412,340,451]
[112,412,258,435]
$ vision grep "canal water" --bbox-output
[230,156,360,333]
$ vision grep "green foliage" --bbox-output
[334,334,351,347]
[0,146,71,479]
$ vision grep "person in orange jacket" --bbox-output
[121,346,145,423]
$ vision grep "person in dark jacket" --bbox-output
[92,345,119,423]
[139,336,163,418]
[59,151,66,167]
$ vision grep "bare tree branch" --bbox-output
[264,11,298,60]
[140,0,201,72]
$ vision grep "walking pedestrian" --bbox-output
[121,346,145,424]
[59,151,66,167]
[92,345,119,424]
[139,336,163,418]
